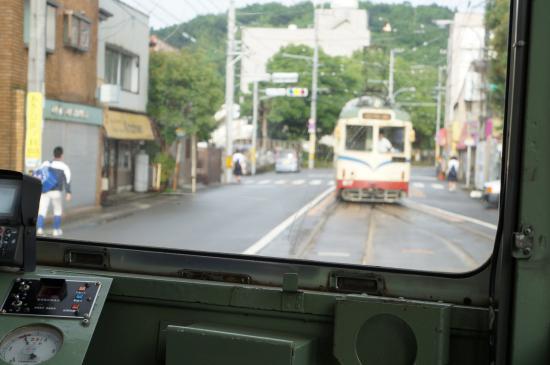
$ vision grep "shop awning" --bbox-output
[104,110,155,140]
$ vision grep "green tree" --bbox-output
[485,0,509,118]
[148,49,223,147]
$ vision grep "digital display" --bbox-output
[0,181,19,217]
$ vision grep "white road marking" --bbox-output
[258,179,271,185]
[413,176,437,182]
[405,201,498,231]
[274,180,287,185]
[243,187,336,255]
[412,182,425,188]
[292,179,305,185]
[431,183,445,190]
[243,180,255,185]
[309,179,322,186]
[327,181,335,186]
[317,252,350,258]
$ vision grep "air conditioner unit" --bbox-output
[99,84,120,104]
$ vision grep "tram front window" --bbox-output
[378,127,405,154]
[345,125,373,152]
[1,0,510,274]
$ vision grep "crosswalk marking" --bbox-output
[431,183,445,190]
[241,178,335,187]
[412,182,425,188]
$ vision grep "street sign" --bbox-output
[271,72,299,84]
[25,92,44,170]
[287,88,309,97]
[265,88,287,97]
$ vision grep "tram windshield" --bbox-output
[378,127,405,154]
[1,0,511,274]
[346,125,373,152]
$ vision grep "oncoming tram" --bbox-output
[334,96,414,202]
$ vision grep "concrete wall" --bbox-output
[97,0,149,113]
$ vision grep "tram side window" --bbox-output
[345,125,373,152]
[379,127,405,153]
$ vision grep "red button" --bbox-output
[71,304,80,311]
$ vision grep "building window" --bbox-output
[23,0,57,52]
[105,46,140,93]
[63,11,91,51]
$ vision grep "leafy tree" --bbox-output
[148,49,224,148]
[485,0,509,119]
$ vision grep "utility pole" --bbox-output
[251,81,259,175]
[25,0,47,172]
[388,49,395,105]
[308,5,319,170]
[435,66,445,163]
[387,49,403,105]
[224,0,236,183]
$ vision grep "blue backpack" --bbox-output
[33,164,58,193]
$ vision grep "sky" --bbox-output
[122,0,483,30]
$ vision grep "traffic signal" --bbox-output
[286,88,309,97]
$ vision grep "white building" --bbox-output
[240,0,370,93]
[444,12,485,128]
[97,0,155,193]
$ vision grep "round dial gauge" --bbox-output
[0,325,63,364]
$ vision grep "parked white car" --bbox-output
[275,150,300,173]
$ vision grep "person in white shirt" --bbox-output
[36,146,72,236]
[447,156,460,191]
[232,150,246,183]
[377,131,393,153]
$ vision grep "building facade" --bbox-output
[0,0,104,209]
[240,0,370,93]
[444,12,485,143]
[97,0,154,193]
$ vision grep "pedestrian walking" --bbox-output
[34,146,72,236]
[232,149,245,183]
[447,156,459,192]
[436,156,446,181]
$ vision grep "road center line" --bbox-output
[242,187,335,255]
[405,200,498,230]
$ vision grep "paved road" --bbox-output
[64,169,334,253]
[62,166,498,273]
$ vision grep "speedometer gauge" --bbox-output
[0,325,63,364]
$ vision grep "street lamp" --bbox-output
[388,48,404,105]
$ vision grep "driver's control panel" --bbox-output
[0,226,19,261]
[1,278,101,319]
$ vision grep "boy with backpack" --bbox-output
[34,146,72,236]
[447,156,459,192]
